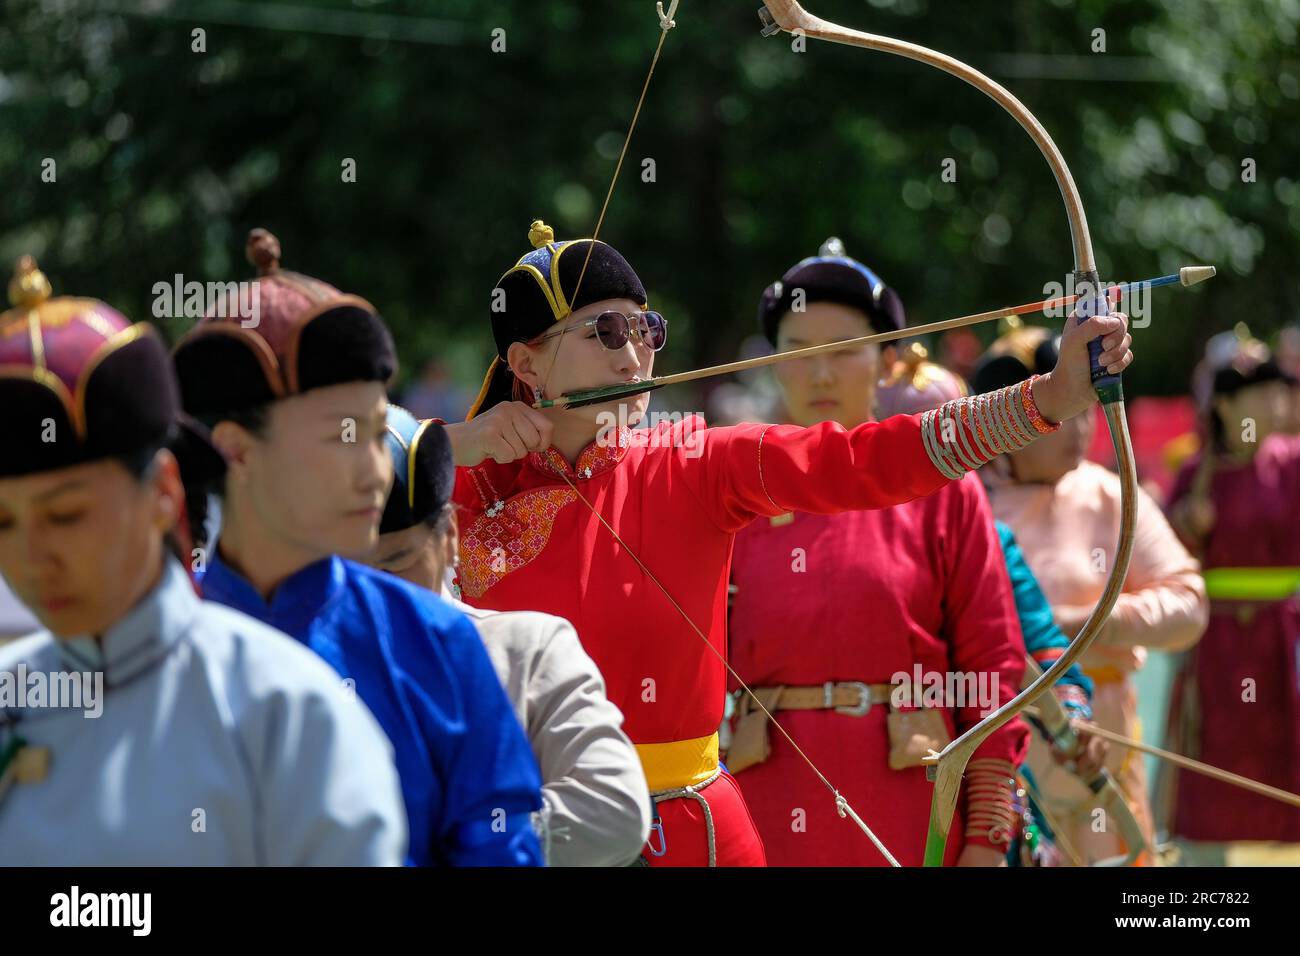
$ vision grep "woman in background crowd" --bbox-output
[1163,328,1300,861]
[174,230,544,867]
[727,242,1030,867]
[974,321,1208,865]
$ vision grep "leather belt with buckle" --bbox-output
[743,681,893,717]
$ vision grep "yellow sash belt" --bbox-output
[635,733,720,792]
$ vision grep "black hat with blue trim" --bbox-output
[380,404,455,534]
[757,237,905,345]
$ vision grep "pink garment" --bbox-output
[983,460,1207,674]
[984,459,1207,862]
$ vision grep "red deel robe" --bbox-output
[729,474,1030,866]
[454,413,953,866]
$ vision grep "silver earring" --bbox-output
[450,556,462,600]
[533,385,543,402]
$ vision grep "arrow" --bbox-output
[1048,711,1300,809]
[533,266,1215,410]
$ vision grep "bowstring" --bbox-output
[539,3,677,403]
[541,2,900,866]
[556,468,901,866]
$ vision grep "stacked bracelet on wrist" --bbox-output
[964,757,1020,847]
[919,375,1061,481]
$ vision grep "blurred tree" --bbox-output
[1,0,1295,406]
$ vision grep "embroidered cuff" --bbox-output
[919,376,1061,480]
[1018,378,1059,435]
[963,757,1019,849]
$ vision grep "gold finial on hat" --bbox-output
[997,314,1024,336]
[902,341,928,369]
[1228,321,1270,369]
[246,228,282,276]
[885,341,932,389]
[529,220,555,249]
[8,255,52,310]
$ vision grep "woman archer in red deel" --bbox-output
[439,220,1134,867]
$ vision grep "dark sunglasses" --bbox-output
[533,310,668,352]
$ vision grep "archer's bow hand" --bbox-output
[444,401,555,467]
[1033,310,1134,423]
[1050,723,1109,779]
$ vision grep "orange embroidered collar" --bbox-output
[530,426,633,481]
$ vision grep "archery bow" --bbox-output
[1021,657,1146,866]
[753,0,1144,867]
[530,1,1195,866]
[1060,717,1300,808]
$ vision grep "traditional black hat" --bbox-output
[1195,325,1288,402]
[379,404,455,534]
[0,256,217,479]
[756,237,905,345]
[173,228,396,423]
[467,220,647,419]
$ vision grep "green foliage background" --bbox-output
[2,0,1297,403]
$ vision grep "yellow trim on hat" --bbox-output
[28,311,45,371]
[550,242,573,318]
[466,355,503,421]
[500,262,564,322]
[407,417,435,510]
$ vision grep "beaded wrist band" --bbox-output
[1054,684,1094,722]
[919,375,1061,481]
[964,758,1019,847]
[1019,377,1060,435]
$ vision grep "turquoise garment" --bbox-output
[996,521,1093,717]
[998,521,1094,867]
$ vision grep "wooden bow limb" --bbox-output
[657,0,679,31]
[919,397,1136,866]
[749,0,1146,868]
[1044,712,1300,810]
[1021,657,1146,866]
[533,267,1214,411]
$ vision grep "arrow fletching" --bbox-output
[536,379,665,410]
